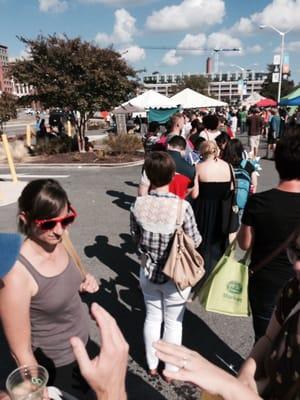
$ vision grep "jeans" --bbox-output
[249,277,282,342]
[139,268,191,371]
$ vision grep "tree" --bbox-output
[175,75,208,94]
[260,64,294,100]
[0,93,17,134]
[10,35,137,151]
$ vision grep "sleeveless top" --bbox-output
[18,254,90,367]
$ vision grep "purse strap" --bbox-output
[175,199,184,228]
[62,231,86,280]
[229,163,236,191]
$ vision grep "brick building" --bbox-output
[0,44,13,94]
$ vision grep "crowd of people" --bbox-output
[0,106,299,400]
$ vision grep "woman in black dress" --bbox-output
[192,140,233,276]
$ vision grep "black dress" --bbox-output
[193,181,231,276]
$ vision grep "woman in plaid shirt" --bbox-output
[130,151,201,379]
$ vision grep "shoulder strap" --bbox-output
[62,231,86,279]
[176,199,184,227]
[240,159,247,169]
[229,164,236,190]
[18,254,38,276]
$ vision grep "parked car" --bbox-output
[25,108,35,115]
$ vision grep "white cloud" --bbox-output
[79,0,149,5]
[251,0,300,31]
[274,40,300,52]
[207,32,241,50]
[162,50,182,66]
[230,17,255,35]
[177,33,206,55]
[38,0,68,12]
[95,8,137,46]
[146,0,225,32]
[286,40,300,52]
[121,45,146,63]
[246,44,263,54]
[231,0,300,37]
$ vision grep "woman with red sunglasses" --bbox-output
[0,179,99,399]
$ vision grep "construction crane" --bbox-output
[140,46,241,73]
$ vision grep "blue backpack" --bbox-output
[234,160,251,210]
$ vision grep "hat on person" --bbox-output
[0,233,22,278]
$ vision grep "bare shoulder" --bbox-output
[2,259,36,296]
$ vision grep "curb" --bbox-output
[0,160,144,169]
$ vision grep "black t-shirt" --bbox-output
[242,189,300,285]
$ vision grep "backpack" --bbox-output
[234,160,251,210]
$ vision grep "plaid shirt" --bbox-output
[130,192,201,284]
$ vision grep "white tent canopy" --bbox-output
[114,90,178,114]
[242,93,265,107]
[171,88,227,108]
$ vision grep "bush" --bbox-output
[35,136,74,155]
[0,140,28,162]
[104,133,142,154]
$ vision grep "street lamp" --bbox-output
[259,24,292,103]
[231,64,246,104]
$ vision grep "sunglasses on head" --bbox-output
[34,206,77,231]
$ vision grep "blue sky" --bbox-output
[1,0,300,83]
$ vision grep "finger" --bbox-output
[155,350,182,368]
[163,369,195,385]
[70,336,91,375]
[91,303,113,348]
[154,341,192,358]
[91,303,125,350]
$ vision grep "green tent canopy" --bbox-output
[280,88,300,106]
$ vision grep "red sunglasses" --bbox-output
[34,206,77,231]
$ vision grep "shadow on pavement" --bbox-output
[106,190,136,211]
[84,234,245,377]
[124,181,139,188]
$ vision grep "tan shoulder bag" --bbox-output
[163,200,205,290]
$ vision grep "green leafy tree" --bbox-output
[260,64,294,100]
[175,74,208,94]
[9,35,137,150]
[0,93,17,134]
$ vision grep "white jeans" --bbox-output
[139,268,191,371]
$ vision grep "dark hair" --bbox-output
[222,138,244,167]
[144,152,175,188]
[202,114,219,130]
[215,132,230,146]
[193,136,205,151]
[18,179,70,236]
[168,135,186,150]
[191,119,203,134]
[148,121,160,133]
[274,134,300,180]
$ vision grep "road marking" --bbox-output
[0,174,70,179]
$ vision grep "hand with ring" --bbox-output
[153,341,261,400]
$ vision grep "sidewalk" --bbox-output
[0,181,27,207]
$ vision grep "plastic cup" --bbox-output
[6,365,49,400]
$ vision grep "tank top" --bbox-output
[18,254,90,367]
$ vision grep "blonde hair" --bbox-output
[199,140,219,160]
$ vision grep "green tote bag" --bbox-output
[198,241,251,317]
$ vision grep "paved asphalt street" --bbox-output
[0,150,278,399]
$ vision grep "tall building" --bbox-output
[206,57,213,74]
[0,44,13,94]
